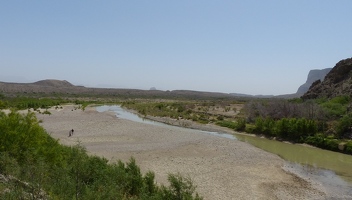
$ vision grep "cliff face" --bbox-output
[302,57,352,99]
[296,68,331,95]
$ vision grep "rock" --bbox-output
[338,142,346,151]
[302,57,352,99]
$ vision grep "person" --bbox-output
[69,129,74,137]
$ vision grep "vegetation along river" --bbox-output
[96,105,352,195]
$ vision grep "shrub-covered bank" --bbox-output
[234,96,352,155]
[121,97,352,155]
[0,111,202,199]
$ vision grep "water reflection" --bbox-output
[96,105,165,126]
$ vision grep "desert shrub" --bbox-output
[254,117,275,136]
[319,96,351,119]
[0,111,50,163]
[215,118,246,131]
[254,117,264,133]
[336,114,352,138]
[5,97,66,110]
[252,117,318,142]
[160,173,203,200]
[244,99,325,121]
[42,110,51,115]
[0,100,7,109]
[235,118,246,131]
[305,134,325,147]
[305,134,340,151]
[344,141,352,154]
[321,102,346,118]
[245,124,256,133]
[275,118,290,139]
[216,120,237,129]
[217,115,224,121]
[197,114,209,124]
[324,138,340,151]
[328,95,351,105]
[0,152,20,176]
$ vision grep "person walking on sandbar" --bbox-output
[68,129,74,137]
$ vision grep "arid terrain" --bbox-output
[35,105,326,199]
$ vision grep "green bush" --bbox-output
[160,173,203,200]
[235,118,246,131]
[336,114,352,138]
[324,138,340,151]
[0,152,20,176]
[254,117,275,136]
[305,134,340,152]
[319,96,351,119]
[344,141,352,154]
[216,120,237,129]
[245,124,256,133]
[252,117,318,142]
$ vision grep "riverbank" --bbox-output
[37,105,327,199]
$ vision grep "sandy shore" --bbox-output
[36,105,326,199]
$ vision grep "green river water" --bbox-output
[234,134,352,183]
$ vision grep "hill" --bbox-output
[302,57,352,99]
[33,79,74,87]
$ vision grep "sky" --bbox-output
[1,1,352,95]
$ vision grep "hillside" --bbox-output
[302,57,352,99]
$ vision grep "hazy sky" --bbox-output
[1,1,351,95]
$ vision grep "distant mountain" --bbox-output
[302,57,352,99]
[229,93,274,98]
[296,68,332,95]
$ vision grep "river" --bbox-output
[96,105,352,196]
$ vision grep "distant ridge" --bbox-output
[0,79,239,100]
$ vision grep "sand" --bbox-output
[36,105,326,199]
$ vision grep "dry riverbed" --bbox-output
[36,105,326,199]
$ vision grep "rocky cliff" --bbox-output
[296,68,331,95]
[302,57,352,99]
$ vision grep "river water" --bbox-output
[96,105,352,196]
